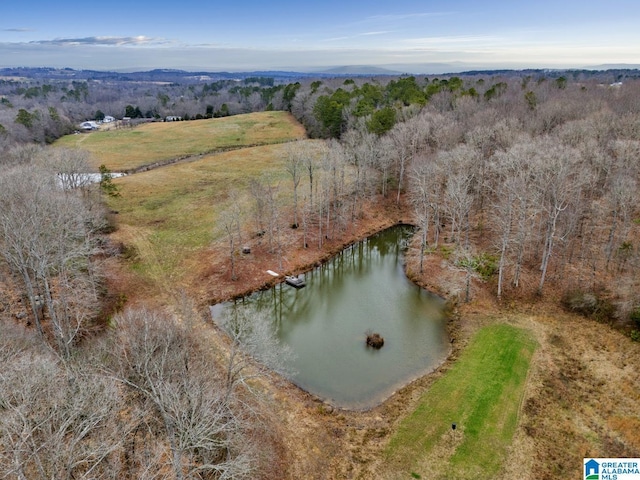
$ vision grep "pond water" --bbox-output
[211,226,450,410]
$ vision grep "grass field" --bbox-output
[384,323,537,479]
[53,112,313,295]
[54,111,306,171]
[105,134,324,295]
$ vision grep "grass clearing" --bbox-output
[106,140,321,293]
[384,323,536,479]
[54,111,306,171]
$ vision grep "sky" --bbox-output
[2,0,640,73]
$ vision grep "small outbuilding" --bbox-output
[80,121,99,130]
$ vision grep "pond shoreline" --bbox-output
[207,218,407,305]
[210,222,458,412]
[187,201,473,478]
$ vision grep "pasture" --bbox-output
[54,111,316,295]
[105,140,323,294]
[54,111,306,171]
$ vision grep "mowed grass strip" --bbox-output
[384,323,536,479]
[54,111,306,171]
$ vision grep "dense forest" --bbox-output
[1,67,638,143]
[1,68,640,477]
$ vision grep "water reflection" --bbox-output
[211,226,449,410]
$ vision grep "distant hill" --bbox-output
[586,63,640,70]
[0,66,414,83]
[0,67,323,84]
[2,65,640,84]
[313,65,404,76]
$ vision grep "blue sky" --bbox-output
[2,0,640,72]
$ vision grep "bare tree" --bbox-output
[304,144,319,209]
[0,334,125,479]
[284,142,304,228]
[262,179,286,270]
[488,140,543,292]
[216,190,244,281]
[533,139,587,293]
[0,143,47,168]
[300,194,311,249]
[408,154,444,272]
[217,303,294,401]
[248,178,267,235]
[489,147,534,299]
[465,121,515,217]
[48,147,95,191]
[603,173,637,269]
[376,137,395,198]
[218,207,241,281]
[342,125,380,222]
[110,307,258,480]
[441,145,477,246]
[0,163,101,355]
[323,139,348,238]
[387,120,421,204]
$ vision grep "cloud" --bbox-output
[0,41,546,73]
[317,11,456,46]
[31,36,169,47]
[2,33,638,73]
[3,28,33,32]
[320,11,452,36]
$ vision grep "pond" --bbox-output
[211,226,450,410]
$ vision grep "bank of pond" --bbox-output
[211,225,451,409]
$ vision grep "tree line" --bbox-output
[0,69,635,146]
[215,75,640,330]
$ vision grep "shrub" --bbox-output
[630,306,640,328]
[456,252,498,280]
[473,252,498,280]
[120,243,139,261]
[439,245,454,260]
[561,289,616,323]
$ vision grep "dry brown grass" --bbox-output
[103,139,328,304]
[494,308,640,479]
[53,111,306,171]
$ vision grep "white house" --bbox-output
[102,115,115,123]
